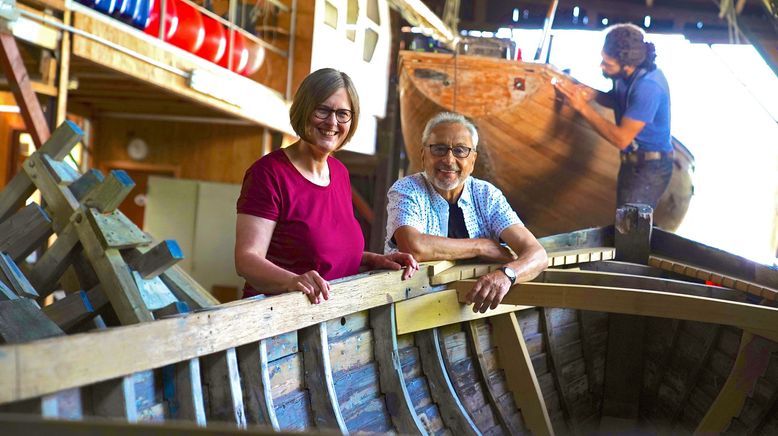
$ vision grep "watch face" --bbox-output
[501,267,516,283]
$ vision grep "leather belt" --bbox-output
[620,151,672,164]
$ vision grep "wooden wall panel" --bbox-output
[93,118,265,184]
[0,92,27,187]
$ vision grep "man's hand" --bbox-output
[370,252,419,280]
[463,270,513,313]
[554,79,595,112]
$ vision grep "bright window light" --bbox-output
[644,15,651,28]
[512,8,519,22]
[601,17,608,25]
[573,6,580,18]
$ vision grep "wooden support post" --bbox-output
[0,203,52,262]
[415,328,481,436]
[0,120,82,222]
[24,152,81,232]
[369,304,427,435]
[491,312,554,436]
[614,204,652,264]
[602,204,652,425]
[0,299,62,344]
[696,332,778,433]
[201,348,247,427]
[236,340,279,429]
[0,252,39,298]
[155,303,206,426]
[88,376,138,421]
[300,323,348,433]
[71,208,153,324]
[465,320,516,434]
[28,223,80,297]
[159,265,220,309]
[0,32,51,149]
[128,240,184,279]
[55,11,71,126]
[68,169,105,201]
[82,170,135,213]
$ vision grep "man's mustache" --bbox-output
[436,165,460,172]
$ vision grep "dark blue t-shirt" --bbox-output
[611,68,672,152]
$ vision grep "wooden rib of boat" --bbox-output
[2,210,778,435]
[398,51,695,237]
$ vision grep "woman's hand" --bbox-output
[364,252,419,280]
[285,270,330,304]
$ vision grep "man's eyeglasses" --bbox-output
[426,144,476,158]
[313,106,353,123]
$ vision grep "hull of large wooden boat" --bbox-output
[398,51,694,236]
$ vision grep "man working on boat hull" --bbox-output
[555,23,673,210]
[385,112,548,313]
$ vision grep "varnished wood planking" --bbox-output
[93,118,265,185]
[398,52,693,236]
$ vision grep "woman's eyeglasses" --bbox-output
[426,144,476,158]
[313,106,353,123]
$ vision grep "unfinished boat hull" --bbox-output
[2,222,778,435]
[398,51,694,236]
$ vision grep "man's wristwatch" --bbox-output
[498,266,516,285]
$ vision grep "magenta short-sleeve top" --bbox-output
[237,149,364,296]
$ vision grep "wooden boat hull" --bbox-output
[3,223,778,435]
[398,51,694,236]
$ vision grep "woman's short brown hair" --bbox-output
[289,68,360,148]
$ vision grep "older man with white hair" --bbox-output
[385,112,547,313]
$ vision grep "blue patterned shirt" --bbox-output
[385,173,523,253]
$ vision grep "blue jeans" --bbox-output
[616,155,673,209]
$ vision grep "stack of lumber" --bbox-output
[0,120,218,339]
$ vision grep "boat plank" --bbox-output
[201,348,246,427]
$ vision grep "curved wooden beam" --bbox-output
[491,312,554,436]
[454,282,778,342]
[415,329,481,436]
[235,340,278,429]
[695,332,778,433]
[200,348,246,428]
[369,305,427,435]
[300,323,348,433]
[466,320,517,434]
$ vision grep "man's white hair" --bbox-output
[421,112,479,148]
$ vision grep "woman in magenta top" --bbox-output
[235,68,418,303]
